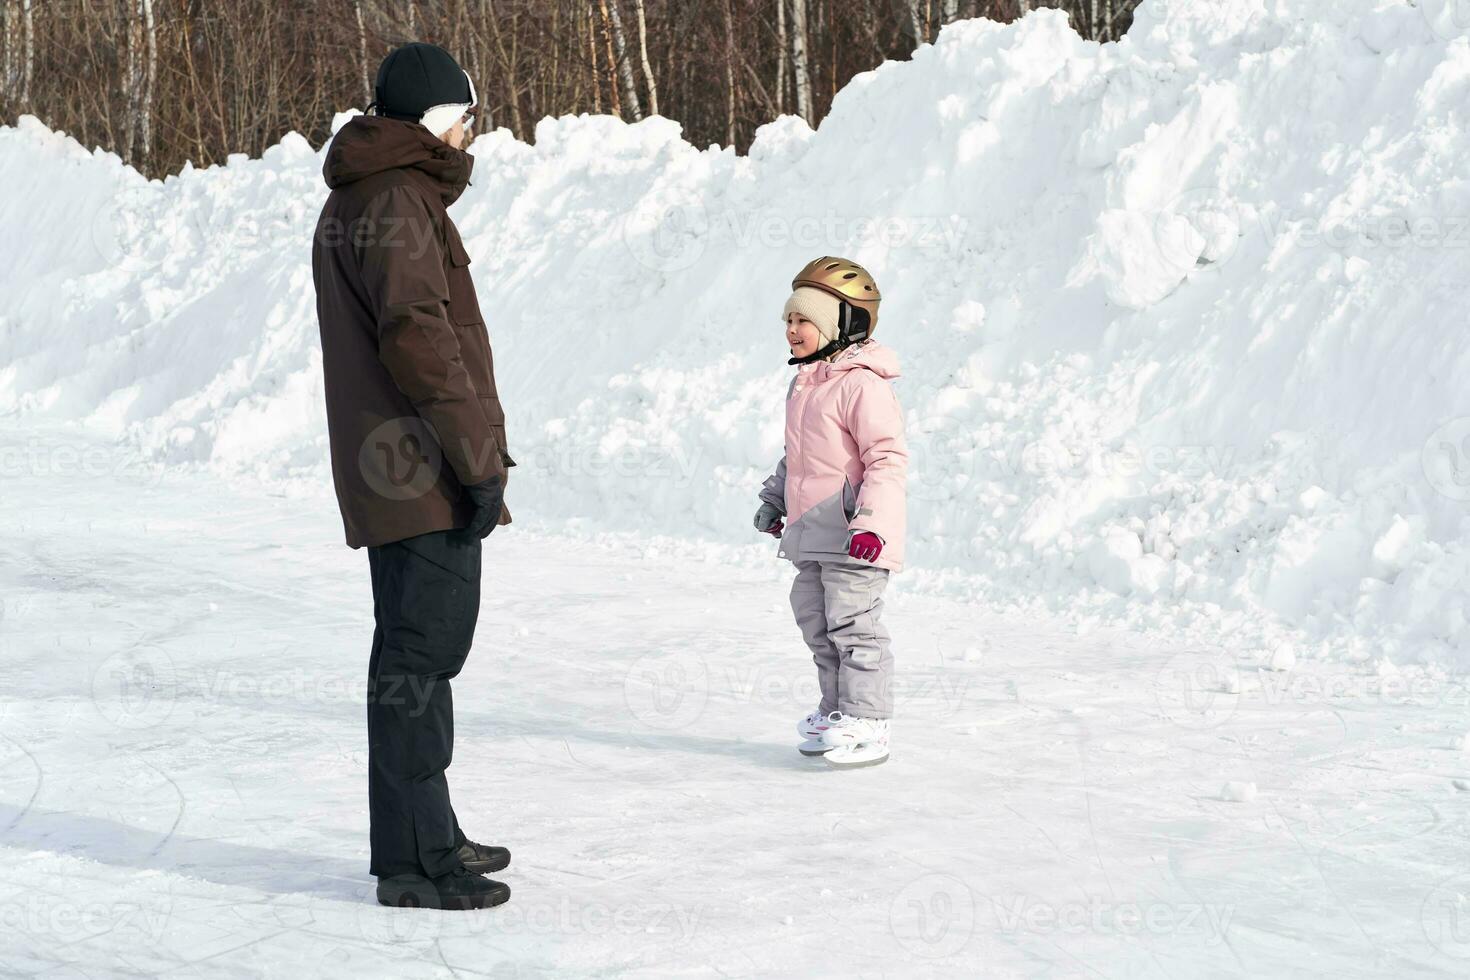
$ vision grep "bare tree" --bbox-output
[604,0,642,119]
[632,0,658,116]
[790,0,812,124]
[721,0,735,144]
[595,0,622,117]
[483,0,526,137]
[355,0,370,107]
[122,0,156,167]
[19,0,29,109]
[906,0,927,45]
[141,0,155,165]
[774,0,788,114]
[2,0,1144,177]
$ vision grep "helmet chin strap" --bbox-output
[788,337,845,366]
[786,301,869,366]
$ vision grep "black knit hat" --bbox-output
[371,43,472,121]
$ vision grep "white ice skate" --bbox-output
[797,709,837,757]
[797,708,834,740]
[820,713,890,769]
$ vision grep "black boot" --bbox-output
[376,869,511,910]
[456,834,511,874]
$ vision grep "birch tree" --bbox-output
[0,0,1146,178]
[774,0,788,114]
[594,0,622,117]
[355,0,370,108]
[123,0,155,167]
[722,0,735,144]
[632,0,658,116]
[603,0,642,120]
[3,1,15,109]
[790,0,812,124]
[19,0,29,109]
[586,2,601,113]
[906,0,927,45]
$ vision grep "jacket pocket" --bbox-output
[445,226,481,326]
[454,318,497,405]
[842,477,858,523]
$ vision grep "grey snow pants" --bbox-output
[789,559,893,719]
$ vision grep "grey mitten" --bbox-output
[754,502,785,537]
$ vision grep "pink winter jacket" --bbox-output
[760,341,909,572]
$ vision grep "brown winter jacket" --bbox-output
[312,115,512,548]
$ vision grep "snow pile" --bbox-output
[3,0,1470,668]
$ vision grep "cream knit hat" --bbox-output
[783,286,842,347]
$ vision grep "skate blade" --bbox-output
[824,749,890,769]
[798,738,833,757]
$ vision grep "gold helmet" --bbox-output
[792,256,882,339]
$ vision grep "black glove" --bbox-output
[461,475,505,539]
[753,501,785,537]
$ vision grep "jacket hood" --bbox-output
[802,340,902,382]
[322,115,473,206]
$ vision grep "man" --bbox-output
[312,42,513,911]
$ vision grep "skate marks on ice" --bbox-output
[2,433,1470,973]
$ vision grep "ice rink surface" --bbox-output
[4,425,1470,978]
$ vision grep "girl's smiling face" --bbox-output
[786,312,823,359]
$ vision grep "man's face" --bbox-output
[441,118,468,150]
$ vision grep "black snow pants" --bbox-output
[366,527,481,878]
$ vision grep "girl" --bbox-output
[754,256,908,769]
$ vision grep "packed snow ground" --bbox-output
[5,423,1470,977]
[6,0,1470,975]
[3,0,1470,674]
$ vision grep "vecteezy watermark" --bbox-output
[358,417,445,502]
[1159,186,1246,266]
[1156,646,1470,732]
[1421,872,1470,959]
[90,179,323,265]
[518,442,704,485]
[1140,0,1254,37]
[890,874,976,959]
[88,183,158,265]
[620,202,970,272]
[189,667,369,708]
[622,651,711,731]
[1422,417,1470,501]
[352,879,445,948]
[990,894,1236,945]
[314,214,442,258]
[1250,667,1470,711]
[1421,0,1470,41]
[490,897,701,941]
[0,437,161,487]
[622,199,710,272]
[719,211,969,254]
[621,655,971,732]
[1258,210,1470,252]
[91,646,178,729]
[721,664,972,720]
[1153,648,1244,731]
[0,895,171,949]
[350,882,702,948]
[905,418,1246,505]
